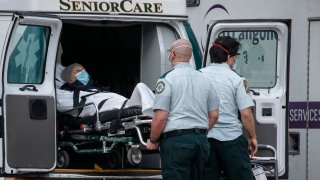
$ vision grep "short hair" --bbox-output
[61,63,82,83]
[209,36,241,63]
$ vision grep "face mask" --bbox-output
[232,58,238,70]
[169,55,173,66]
[75,70,90,85]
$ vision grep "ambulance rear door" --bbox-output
[2,14,61,174]
[204,22,289,176]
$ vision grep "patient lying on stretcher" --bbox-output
[56,63,155,132]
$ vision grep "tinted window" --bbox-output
[7,25,50,84]
[218,31,278,88]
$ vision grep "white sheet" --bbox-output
[56,83,155,117]
[55,63,155,117]
[55,63,65,88]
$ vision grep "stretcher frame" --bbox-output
[251,144,278,180]
[56,102,152,168]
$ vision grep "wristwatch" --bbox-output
[149,137,159,144]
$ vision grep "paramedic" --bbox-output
[200,36,258,180]
[56,63,155,119]
[146,39,220,180]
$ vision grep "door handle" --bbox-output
[250,89,260,96]
[19,85,38,92]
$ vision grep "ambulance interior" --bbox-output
[55,20,177,168]
[58,20,177,98]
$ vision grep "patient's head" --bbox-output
[61,63,90,85]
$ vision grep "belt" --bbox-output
[162,128,207,139]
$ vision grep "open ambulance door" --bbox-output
[2,14,61,174]
[141,23,178,88]
[204,22,288,176]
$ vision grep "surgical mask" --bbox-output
[75,70,90,85]
[232,59,238,70]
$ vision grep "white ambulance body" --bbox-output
[0,0,203,176]
[0,0,319,179]
[187,0,320,179]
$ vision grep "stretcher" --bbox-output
[56,102,152,169]
[251,144,278,180]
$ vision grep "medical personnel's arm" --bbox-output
[240,107,258,157]
[147,109,168,150]
[208,83,220,130]
[208,109,219,130]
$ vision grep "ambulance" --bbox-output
[0,0,318,179]
[187,0,320,179]
[0,0,202,177]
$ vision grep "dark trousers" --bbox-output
[204,135,254,180]
[160,133,209,180]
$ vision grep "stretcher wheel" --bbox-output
[106,151,122,169]
[57,150,70,168]
[127,148,142,166]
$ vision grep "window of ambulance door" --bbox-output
[7,25,49,84]
[211,31,278,89]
